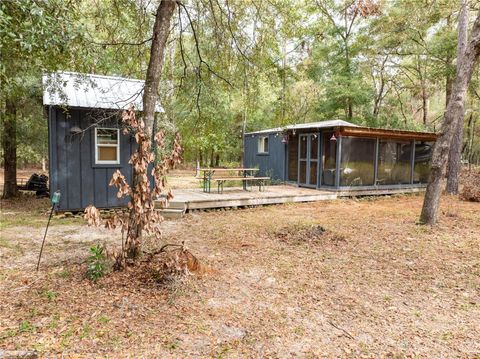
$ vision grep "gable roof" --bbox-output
[42,71,163,112]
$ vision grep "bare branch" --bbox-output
[177,1,234,88]
[90,37,153,47]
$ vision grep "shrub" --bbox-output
[86,244,108,282]
[460,169,480,202]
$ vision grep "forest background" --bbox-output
[1,0,479,169]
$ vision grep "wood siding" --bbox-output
[244,132,285,181]
[287,135,298,181]
[48,106,135,211]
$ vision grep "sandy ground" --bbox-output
[0,192,479,358]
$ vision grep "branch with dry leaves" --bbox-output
[84,105,182,269]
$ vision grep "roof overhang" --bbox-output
[43,71,163,112]
[336,126,438,141]
[245,121,437,141]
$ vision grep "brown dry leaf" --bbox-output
[84,205,101,227]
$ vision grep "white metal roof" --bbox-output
[284,120,358,130]
[244,127,284,135]
[42,71,163,112]
[245,120,358,135]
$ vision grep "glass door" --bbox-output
[298,134,319,187]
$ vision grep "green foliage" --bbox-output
[18,320,35,333]
[41,289,58,302]
[1,0,85,168]
[86,244,108,282]
[0,0,152,168]
[1,0,479,168]
[0,0,85,95]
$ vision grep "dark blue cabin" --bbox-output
[43,71,161,211]
[243,128,286,181]
[244,120,437,191]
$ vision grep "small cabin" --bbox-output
[244,120,437,192]
[43,71,161,211]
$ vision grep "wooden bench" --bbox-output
[213,176,270,194]
[197,168,270,193]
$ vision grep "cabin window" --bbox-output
[258,136,269,154]
[95,128,120,164]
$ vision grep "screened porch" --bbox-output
[286,127,436,190]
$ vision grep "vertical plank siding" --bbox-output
[243,132,286,181]
[49,106,133,211]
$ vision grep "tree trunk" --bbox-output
[209,150,214,167]
[346,97,353,120]
[421,83,428,125]
[215,153,220,167]
[142,0,176,135]
[2,98,18,199]
[446,76,453,106]
[373,78,385,117]
[241,63,248,166]
[466,112,474,165]
[467,114,476,167]
[445,14,454,107]
[420,10,480,225]
[446,0,470,195]
[126,0,176,258]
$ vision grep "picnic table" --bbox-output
[198,168,270,193]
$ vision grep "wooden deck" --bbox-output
[155,184,426,218]
[157,185,337,214]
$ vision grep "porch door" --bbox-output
[298,134,319,187]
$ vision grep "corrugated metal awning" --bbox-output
[42,71,163,112]
[284,120,358,130]
[245,120,358,135]
[244,120,437,141]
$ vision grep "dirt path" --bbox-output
[0,194,479,357]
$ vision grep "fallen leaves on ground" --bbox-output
[0,193,479,357]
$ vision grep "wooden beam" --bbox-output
[337,126,438,141]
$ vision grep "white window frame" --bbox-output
[95,127,120,165]
[258,135,269,154]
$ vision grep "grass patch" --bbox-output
[41,289,58,302]
[0,194,84,231]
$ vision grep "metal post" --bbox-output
[36,190,61,271]
[319,131,324,187]
[36,205,55,271]
[335,136,342,188]
[243,169,247,191]
[410,139,416,184]
[374,138,379,187]
[297,134,301,185]
[317,132,321,188]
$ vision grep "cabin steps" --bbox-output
[158,208,186,219]
[155,200,187,219]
